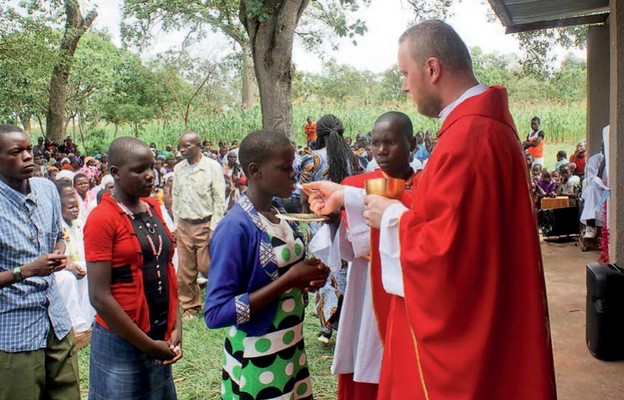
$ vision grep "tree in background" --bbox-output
[122,0,369,138]
[122,0,257,109]
[0,25,58,131]
[46,0,97,143]
[406,0,587,78]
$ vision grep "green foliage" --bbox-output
[0,20,60,122]
[405,0,587,78]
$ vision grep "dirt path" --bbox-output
[542,239,624,399]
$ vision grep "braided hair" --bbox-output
[314,114,362,183]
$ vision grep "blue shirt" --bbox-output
[0,177,71,352]
[415,144,430,161]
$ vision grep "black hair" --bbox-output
[531,116,541,124]
[54,179,73,197]
[0,124,25,146]
[556,150,567,158]
[374,112,414,139]
[107,136,150,167]
[314,114,362,183]
[239,130,292,175]
[73,173,88,184]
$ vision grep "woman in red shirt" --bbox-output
[85,137,181,400]
[569,140,587,178]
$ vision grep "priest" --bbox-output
[304,20,556,400]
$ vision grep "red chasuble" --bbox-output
[378,87,557,400]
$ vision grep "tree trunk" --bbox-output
[240,0,309,139]
[45,0,97,143]
[19,113,32,131]
[114,123,119,138]
[78,116,87,153]
[241,42,255,109]
[36,115,45,137]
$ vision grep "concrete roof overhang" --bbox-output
[487,0,609,33]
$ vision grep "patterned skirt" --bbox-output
[221,288,313,399]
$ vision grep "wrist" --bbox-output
[19,264,31,279]
[12,266,24,282]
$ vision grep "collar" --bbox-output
[439,83,488,122]
[184,154,208,170]
[0,177,36,207]
[238,194,304,281]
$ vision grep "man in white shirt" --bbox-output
[173,132,226,319]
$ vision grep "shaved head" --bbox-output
[179,131,201,146]
[374,112,413,139]
[107,136,151,167]
[239,130,291,175]
[399,20,472,73]
[0,124,25,147]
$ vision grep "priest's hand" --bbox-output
[364,195,400,229]
[301,181,345,215]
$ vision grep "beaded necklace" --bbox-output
[112,195,165,294]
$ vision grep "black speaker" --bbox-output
[586,263,624,360]
[538,206,580,237]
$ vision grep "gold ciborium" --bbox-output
[365,177,405,199]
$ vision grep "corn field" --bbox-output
[53,99,585,154]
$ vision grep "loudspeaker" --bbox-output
[586,263,624,360]
[538,206,580,237]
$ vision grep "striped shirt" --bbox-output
[0,177,71,352]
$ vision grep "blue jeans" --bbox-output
[89,324,176,400]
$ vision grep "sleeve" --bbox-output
[83,209,116,262]
[343,187,371,258]
[299,153,320,184]
[171,168,180,223]
[210,161,227,230]
[203,217,251,328]
[379,203,409,297]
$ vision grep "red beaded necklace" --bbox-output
[113,195,165,294]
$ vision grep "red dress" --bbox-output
[378,87,557,399]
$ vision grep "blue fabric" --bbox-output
[204,195,303,336]
[88,324,176,400]
[414,144,430,161]
[0,177,71,352]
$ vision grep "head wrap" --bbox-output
[56,170,75,182]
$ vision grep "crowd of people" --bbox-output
[523,117,608,240]
[3,19,608,400]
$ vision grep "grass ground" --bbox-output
[542,142,576,171]
[77,302,337,399]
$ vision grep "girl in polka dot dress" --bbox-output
[204,130,330,399]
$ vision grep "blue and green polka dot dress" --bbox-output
[221,217,312,399]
